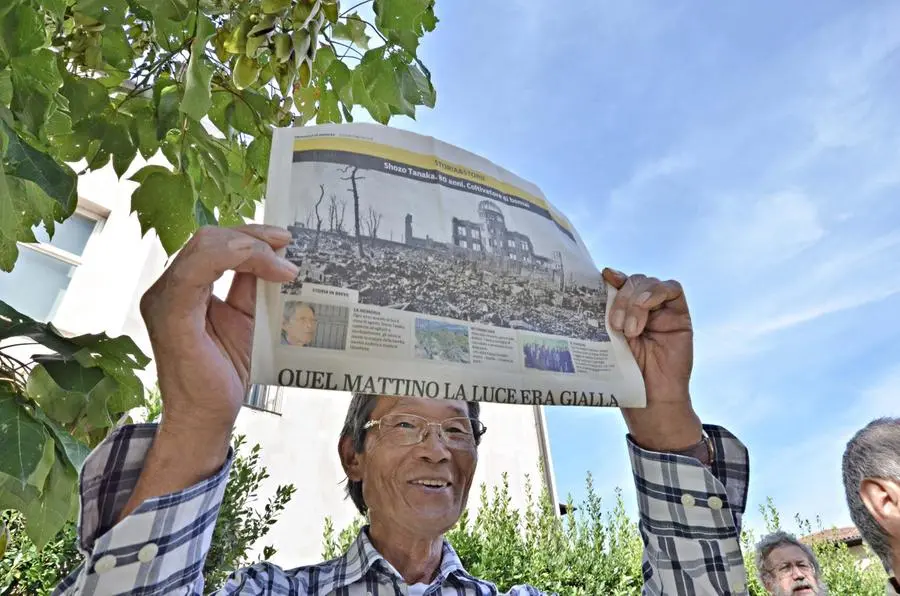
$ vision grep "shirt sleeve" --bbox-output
[631,424,750,596]
[52,423,233,596]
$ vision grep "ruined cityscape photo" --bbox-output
[281,176,609,343]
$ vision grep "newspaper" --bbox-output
[251,123,646,407]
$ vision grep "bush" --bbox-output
[203,435,297,588]
[323,477,889,596]
[0,512,80,595]
[0,434,296,593]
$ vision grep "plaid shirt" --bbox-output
[54,423,749,595]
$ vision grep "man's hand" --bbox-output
[120,225,297,519]
[602,268,701,452]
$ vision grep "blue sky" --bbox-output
[388,0,900,535]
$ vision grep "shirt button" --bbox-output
[680,493,696,507]
[708,496,724,510]
[94,554,117,574]
[138,543,159,563]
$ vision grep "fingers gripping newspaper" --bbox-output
[252,124,646,407]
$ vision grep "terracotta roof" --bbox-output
[801,526,863,546]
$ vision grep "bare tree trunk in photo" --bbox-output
[340,165,365,257]
[328,195,337,232]
[363,205,383,247]
[328,194,346,235]
[313,184,325,251]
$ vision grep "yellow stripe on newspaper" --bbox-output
[292,137,573,235]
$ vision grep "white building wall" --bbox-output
[1,162,556,566]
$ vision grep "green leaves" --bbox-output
[138,0,191,22]
[181,15,216,121]
[9,49,63,134]
[332,12,370,50]
[130,168,196,253]
[0,301,149,546]
[1,120,77,214]
[373,0,437,55]
[0,0,442,552]
[0,3,46,58]
[0,395,51,490]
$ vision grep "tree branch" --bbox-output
[340,0,372,17]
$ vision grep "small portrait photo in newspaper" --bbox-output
[281,300,349,350]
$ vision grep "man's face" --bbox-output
[764,545,822,595]
[350,396,478,537]
[284,304,316,346]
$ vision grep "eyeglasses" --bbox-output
[363,413,486,449]
[768,560,815,578]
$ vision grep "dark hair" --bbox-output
[339,393,482,515]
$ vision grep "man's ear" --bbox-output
[859,478,900,531]
[339,435,363,482]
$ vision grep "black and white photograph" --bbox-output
[281,300,349,351]
[522,336,576,374]
[279,162,609,343]
[414,318,471,363]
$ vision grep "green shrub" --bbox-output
[324,478,889,595]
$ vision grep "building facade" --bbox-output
[0,162,559,567]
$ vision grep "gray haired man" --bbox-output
[54,225,752,595]
[842,417,900,595]
[755,532,826,595]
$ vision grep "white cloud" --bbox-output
[696,228,900,363]
[701,191,825,273]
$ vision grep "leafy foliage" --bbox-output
[203,435,297,588]
[0,0,439,268]
[0,434,297,592]
[0,0,437,553]
[740,498,887,596]
[0,511,80,595]
[0,302,149,548]
[324,478,890,596]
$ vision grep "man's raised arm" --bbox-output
[604,269,750,596]
[54,225,299,596]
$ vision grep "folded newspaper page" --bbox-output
[251,123,646,407]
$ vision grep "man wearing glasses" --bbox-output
[754,532,827,595]
[55,225,750,595]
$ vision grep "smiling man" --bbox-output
[755,532,827,595]
[54,225,751,595]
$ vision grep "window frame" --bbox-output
[5,204,106,324]
[19,207,106,267]
[243,384,284,415]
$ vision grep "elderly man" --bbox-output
[755,532,826,595]
[55,225,750,595]
[842,417,900,595]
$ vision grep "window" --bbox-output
[472,229,481,239]
[520,241,528,250]
[456,225,466,236]
[460,239,468,249]
[244,385,284,414]
[507,239,515,247]
[0,211,102,322]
